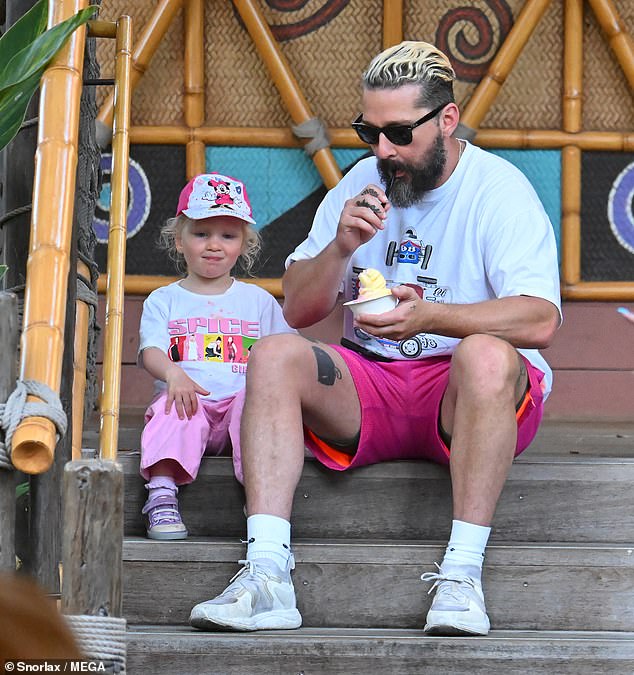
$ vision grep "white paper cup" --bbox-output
[344,293,398,318]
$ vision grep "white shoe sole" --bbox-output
[190,608,302,632]
[146,528,188,541]
[424,610,490,636]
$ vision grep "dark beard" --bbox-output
[378,133,447,208]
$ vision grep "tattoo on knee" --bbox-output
[312,346,342,386]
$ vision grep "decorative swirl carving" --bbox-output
[435,0,514,82]
[264,0,350,41]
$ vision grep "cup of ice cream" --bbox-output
[344,268,398,318]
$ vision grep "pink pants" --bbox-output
[140,389,245,485]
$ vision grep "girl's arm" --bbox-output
[140,347,210,419]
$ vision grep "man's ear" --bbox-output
[439,102,460,137]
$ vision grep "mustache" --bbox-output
[378,159,409,175]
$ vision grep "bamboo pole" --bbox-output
[95,272,634,302]
[561,146,582,286]
[563,282,634,300]
[383,0,403,49]
[563,0,584,134]
[461,0,552,132]
[11,0,90,474]
[71,260,91,460]
[99,15,133,462]
[96,0,183,136]
[128,124,634,151]
[87,19,117,39]
[587,0,634,91]
[97,274,284,298]
[560,0,584,288]
[232,0,342,189]
[184,0,206,178]
[474,128,634,151]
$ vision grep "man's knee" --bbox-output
[247,333,309,376]
[451,334,521,395]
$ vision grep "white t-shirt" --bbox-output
[287,142,561,396]
[139,279,296,401]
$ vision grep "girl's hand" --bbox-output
[164,367,210,419]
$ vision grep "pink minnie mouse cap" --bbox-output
[176,173,256,225]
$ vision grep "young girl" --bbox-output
[138,172,295,540]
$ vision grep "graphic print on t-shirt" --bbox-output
[349,260,453,359]
[167,316,261,364]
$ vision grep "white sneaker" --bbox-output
[421,564,490,636]
[189,557,302,631]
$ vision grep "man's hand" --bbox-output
[354,285,427,341]
[164,366,210,419]
[335,184,391,256]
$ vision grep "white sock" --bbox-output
[245,514,292,571]
[441,519,491,579]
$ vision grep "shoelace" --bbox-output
[147,504,182,526]
[228,553,297,586]
[420,562,478,599]
[231,560,257,584]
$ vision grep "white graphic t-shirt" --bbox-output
[139,280,296,401]
[287,142,561,397]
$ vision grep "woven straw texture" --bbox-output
[95,0,633,131]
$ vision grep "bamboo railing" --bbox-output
[11,0,92,474]
[97,16,133,462]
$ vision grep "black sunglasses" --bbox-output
[352,102,449,146]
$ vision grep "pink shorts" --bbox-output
[140,389,245,485]
[304,347,545,471]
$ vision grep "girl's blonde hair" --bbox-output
[159,214,261,276]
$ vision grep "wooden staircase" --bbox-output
[95,418,634,673]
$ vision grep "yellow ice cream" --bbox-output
[358,268,392,300]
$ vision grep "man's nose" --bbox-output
[373,132,398,160]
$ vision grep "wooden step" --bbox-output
[122,538,634,631]
[126,626,634,674]
[84,416,634,457]
[119,453,634,543]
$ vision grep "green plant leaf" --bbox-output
[16,481,29,499]
[0,5,97,89]
[0,71,42,151]
[0,265,7,281]
[0,0,48,74]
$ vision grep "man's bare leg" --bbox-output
[441,333,528,525]
[190,334,362,632]
[241,334,362,519]
[423,333,529,636]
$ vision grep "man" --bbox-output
[190,41,561,636]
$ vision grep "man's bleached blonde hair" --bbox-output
[363,41,456,108]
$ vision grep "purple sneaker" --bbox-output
[142,494,188,540]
